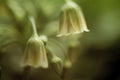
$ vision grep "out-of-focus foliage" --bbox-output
[0,0,120,80]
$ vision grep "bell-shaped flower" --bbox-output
[22,16,48,68]
[23,35,48,68]
[57,0,89,37]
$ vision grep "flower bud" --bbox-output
[51,56,63,75]
[57,1,89,37]
[22,35,48,68]
[64,59,72,68]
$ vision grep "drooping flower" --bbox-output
[51,55,63,74]
[57,0,89,37]
[23,35,48,68]
[22,16,48,68]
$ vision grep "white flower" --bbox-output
[22,16,48,68]
[57,1,89,37]
[22,35,48,68]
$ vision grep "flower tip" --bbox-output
[52,56,62,63]
[84,29,90,32]
[64,60,72,68]
[57,31,81,37]
[40,63,49,69]
[39,35,48,42]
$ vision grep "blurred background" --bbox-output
[0,0,120,80]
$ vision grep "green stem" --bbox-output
[29,16,38,36]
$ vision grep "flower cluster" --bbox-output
[22,0,89,69]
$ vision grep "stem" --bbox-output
[61,68,67,80]
[29,16,38,36]
[23,67,31,80]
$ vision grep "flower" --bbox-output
[57,0,89,37]
[51,56,63,74]
[22,35,48,68]
[22,16,48,68]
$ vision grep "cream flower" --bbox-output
[57,0,89,37]
[23,35,48,68]
[22,16,48,68]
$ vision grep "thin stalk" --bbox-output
[23,67,31,80]
[29,16,38,36]
[61,68,67,80]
